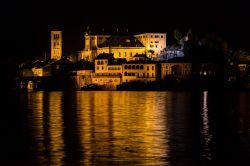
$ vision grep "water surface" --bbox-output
[1,91,250,165]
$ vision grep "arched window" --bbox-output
[128,65,131,69]
[124,65,127,69]
[140,65,144,69]
[132,65,135,69]
[136,65,139,69]
[124,72,127,76]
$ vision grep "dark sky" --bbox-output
[2,0,250,60]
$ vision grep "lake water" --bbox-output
[1,91,250,165]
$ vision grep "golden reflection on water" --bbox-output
[76,91,169,165]
[27,92,65,165]
[27,91,45,161]
[48,92,65,165]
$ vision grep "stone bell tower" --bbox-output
[51,31,62,60]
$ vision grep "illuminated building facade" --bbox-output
[134,33,167,57]
[161,62,192,80]
[122,62,158,83]
[89,53,158,89]
[51,31,62,60]
[92,53,123,90]
[81,32,167,62]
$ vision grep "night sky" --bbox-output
[2,0,250,60]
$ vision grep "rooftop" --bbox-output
[99,36,144,48]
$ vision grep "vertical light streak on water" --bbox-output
[76,91,93,165]
[48,92,65,165]
[202,91,212,160]
[27,92,46,162]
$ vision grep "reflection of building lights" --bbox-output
[27,92,46,161]
[48,92,65,165]
[76,91,169,165]
[202,91,212,160]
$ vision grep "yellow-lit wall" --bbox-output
[97,47,146,61]
[91,75,121,90]
[71,70,93,90]
[84,34,110,50]
[134,33,167,56]
[161,63,191,79]
[93,59,122,89]
[51,31,62,60]
[122,63,157,83]
[238,64,247,72]
[95,59,109,74]
[32,68,43,76]
[81,50,98,62]
[82,34,110,62]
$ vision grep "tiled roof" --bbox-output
[95,53,114,59]
[99,36,144,47]
[133,54,148,58]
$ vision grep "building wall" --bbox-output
[95,59,109,74]
[82,34,110,62]
[97,47,146,61]
[71,70,93,90]
[134,33,167,56]
[32,68,43,76]
[82,33,167,62]
[122,63,157,83]
[81,50,97,62]
[84,34,110,50]
[161,63,191,79]
[91,75,121,90]
[93,58,123,89]
[20,69,33,77]
[51,31,62,60]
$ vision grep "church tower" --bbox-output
[51,31,62,60]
